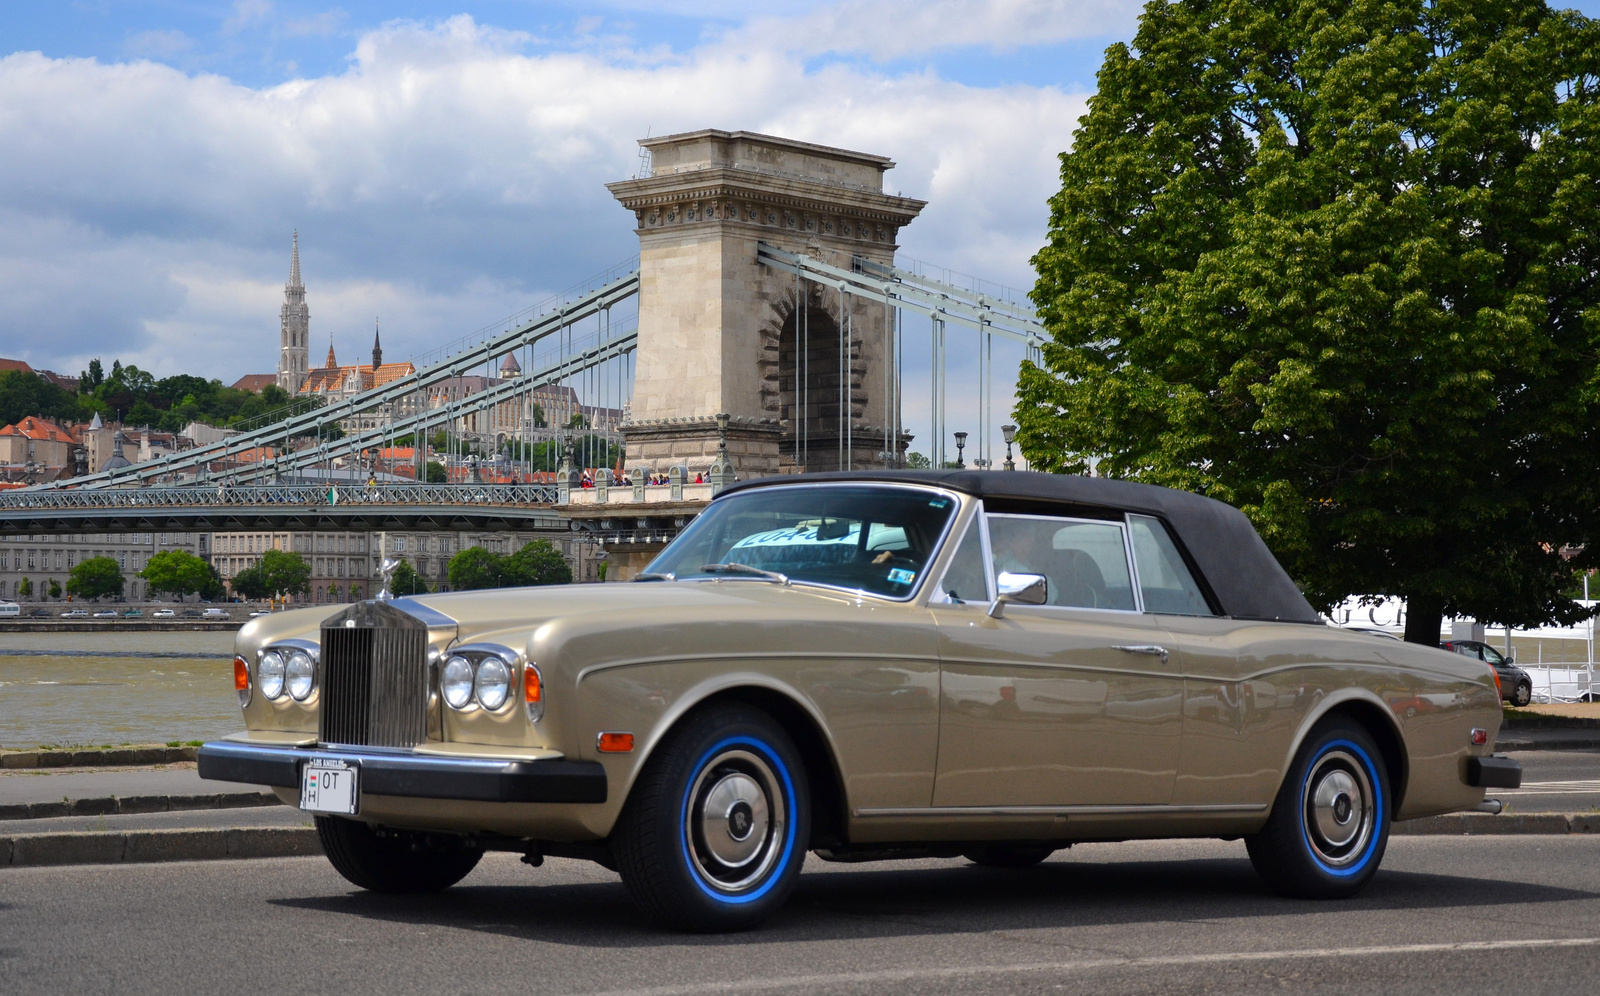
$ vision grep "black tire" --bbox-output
[963,843,1057,868]
[612,704,810,932]
[1513,681,1532,707]
[1245,718,1390,899]
[315,816,482,893]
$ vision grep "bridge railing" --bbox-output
[0,483,561,510]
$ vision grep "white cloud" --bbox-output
[0,11,1085,428]
[222,0,276,36]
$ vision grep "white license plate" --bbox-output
[300,759,359,815]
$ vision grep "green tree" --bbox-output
[424,461,447,484]
[139,550,214,600]
[67,557,124,600]
[230,564,270,601]
[447,546,503,590]
[1021,0,1600,644]
[199,563,227,602]
[258,549,311,600]
[504,540,573,586]
[47,579,61,600]
[0,370,76,426]
[388,560,427,596]
[16,576,31,599]
[903,452,932,469]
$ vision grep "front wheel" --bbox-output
[315,816,482,893]
[1245,718,1390,899]
[1512,681,1532,707]
[612,705,810,932]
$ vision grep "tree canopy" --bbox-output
[231,549,311,601]
[388,560,427,596]
[448,541,573,591]
[0,359,324,432]
[1020,0,1600,643]
[138,550,214,600]
[67,556,124,601]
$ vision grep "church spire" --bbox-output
[326,332,337,369]
[278,230,310,394]
[371,318,383,368]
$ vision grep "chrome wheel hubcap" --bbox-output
[686,748,785,892]
[1303,749,1375,867]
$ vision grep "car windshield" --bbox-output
[645,485,958,598]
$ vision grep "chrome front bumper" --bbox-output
[197,740,607,804]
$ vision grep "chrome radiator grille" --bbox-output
[318,623,429,748]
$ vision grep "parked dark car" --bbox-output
[1442,640,1531,707]
[28,608,52,617]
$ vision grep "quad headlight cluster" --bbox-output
[438,648,541,721]
[255,645,317,703]
[441,653,513,711]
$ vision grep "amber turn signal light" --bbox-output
[524,666,542,704]
[597,732,634,753]
[233,655,250,691]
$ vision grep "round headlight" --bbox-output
[285,650,315,701]
[475,656,511,711]
[257,650,285,701]
[442,656,474,710]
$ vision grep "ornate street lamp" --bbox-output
[953,431,967,468]
[1001,424,1017,471]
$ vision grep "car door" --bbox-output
[929,507,1184,808]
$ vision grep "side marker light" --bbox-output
[597,732,634,753]
[1471,728,1489,746]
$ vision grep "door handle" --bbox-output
[1113,644,1170,665]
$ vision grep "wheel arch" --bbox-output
[614,678,851,851]
[1282,691,1410,814]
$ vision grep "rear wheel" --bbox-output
[1512,680,1532,707]
[315,816,482,893]
[612,705,810,932]
[963,843,1057,868]
[1245,718,1390,899]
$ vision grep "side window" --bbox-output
[1480,644,1505,666]
[986,513,1136,611]
[936,516,990,604]
[1128,514,1215,616]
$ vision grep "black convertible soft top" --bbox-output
[720,470,1321,624]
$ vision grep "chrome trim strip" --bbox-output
[852,803,1270,818]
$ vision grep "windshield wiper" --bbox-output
[633,571,675,582]
[699,562,790,585]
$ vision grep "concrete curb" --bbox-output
[3,827,321,867]
[0,746,199,769]
[1394,812,1600,835]
[0,790,281,822]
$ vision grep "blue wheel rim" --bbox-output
[1297,738,1383,877]
[679,735,799,904]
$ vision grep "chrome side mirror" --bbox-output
[988,571,1048,618]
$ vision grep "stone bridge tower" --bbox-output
[608,130,925,477]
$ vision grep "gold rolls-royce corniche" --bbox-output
[199,471,1521,931]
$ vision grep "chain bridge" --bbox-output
[0,130,1048,572]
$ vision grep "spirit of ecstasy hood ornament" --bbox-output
[376,557,401,600]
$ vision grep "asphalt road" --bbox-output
[1499,750,1600,813]
[4,836,1599,996]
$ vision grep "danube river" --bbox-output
[0,631,238,749]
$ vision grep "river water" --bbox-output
[0,631,240,749]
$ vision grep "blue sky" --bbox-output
[2,1,1595,459]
